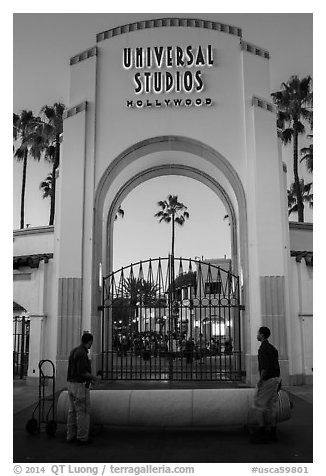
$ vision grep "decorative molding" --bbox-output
[70,46,97,66]
[13,225,54,236]
[13,301,27,312]
[252,96,276,113]
[240,39,270,59]
[13,273,32,281]
[63,101,87,120]
[29,314,47,319]
[290,251,313,266]
[96,17,242,42]
[57,278,82,359]
[13,253,54,269]
[289,221,313,231]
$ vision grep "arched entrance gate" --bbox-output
[100,257,243,381]
[54,17,290,387]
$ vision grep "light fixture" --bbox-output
[98,262,102,288]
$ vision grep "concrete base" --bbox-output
[304,375,313,385]
[57,388,291,428]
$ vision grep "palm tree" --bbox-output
[288,180,313,217]
[121,277,160,326]
[37,102,65,225]
[154,194,189,260]
[139,280,160,306]
[122,277,160,306]
[271,75,313,222]
[122,277,141,308]
[13,110,43,229]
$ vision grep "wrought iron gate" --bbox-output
[101,257,243,381]
[13,316,30,379]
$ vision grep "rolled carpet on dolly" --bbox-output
[57,388,291,428]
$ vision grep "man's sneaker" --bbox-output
[77,438,93,446]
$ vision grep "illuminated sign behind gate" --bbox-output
[123,45,215,108]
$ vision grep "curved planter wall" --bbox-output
[57,388,291,428]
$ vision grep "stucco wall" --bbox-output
[13,226,54,314]
[288,222,313,384]
[13,227,56,380]
[289,222,313,251]
[13,226,54,256]
[288,257,313,384]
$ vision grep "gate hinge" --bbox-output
[97,305,104,312]
[239,305,245,311]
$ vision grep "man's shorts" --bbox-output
[254,377,281,413]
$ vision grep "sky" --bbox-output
[12,10,313,270]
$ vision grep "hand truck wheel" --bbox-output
[26,418,39,434]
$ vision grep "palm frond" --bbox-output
[157,200,167,209]
[114,206,125,221]
[39,172,53,199]
[300,136,313,173]
[287,179,313,216]
[280,128,293,144]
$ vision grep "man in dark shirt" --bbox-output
[251,326,281,443]
[66,333,98,445]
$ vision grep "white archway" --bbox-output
[91,135,249,364]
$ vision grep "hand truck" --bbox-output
[25,359,57,436]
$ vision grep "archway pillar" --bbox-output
[54,106,92,387]
[242,99,290,385]
[53,50,98,388]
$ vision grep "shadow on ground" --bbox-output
[13,394,312,464]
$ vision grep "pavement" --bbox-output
[12,379,313,464]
